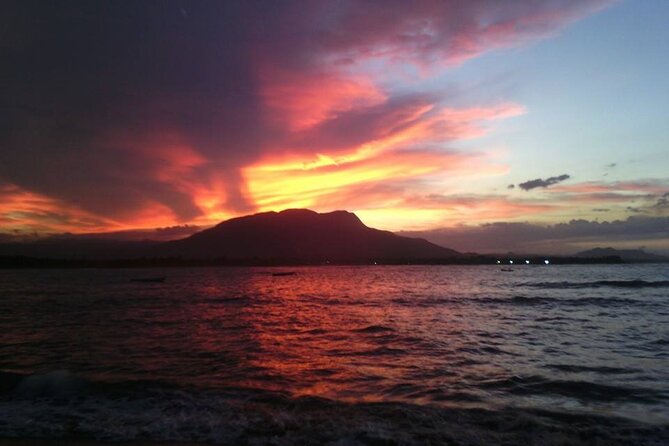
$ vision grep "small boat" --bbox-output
[130,277,166,283]
[272,272,296,277]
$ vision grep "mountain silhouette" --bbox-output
[1,211,650,266]
[158,209,459,261]
[575,247,668,263]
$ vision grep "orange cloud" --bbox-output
[0,183,116,234]
[108,132,242,226]
[244,150,449,210]
[242,100,523,228]
[259,67,387,131]
[0,182,183,235]
[356,195,557,231]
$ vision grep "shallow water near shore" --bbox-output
[1,265,668,444]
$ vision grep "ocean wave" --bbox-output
[481,374,664,403]
[0,370,180,400]
[477,295,641,307]
[521,279,669,289]
[352,325,395,333]
[649,337,669,346]
[381,383,483,403]
[456,345,519,356]
[0,371,667,445]
[543,364,638,375]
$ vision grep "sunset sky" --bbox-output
[1,0,668,252]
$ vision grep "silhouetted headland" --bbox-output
[575,247,669,263]
[158,209,458,260]
[0,209,635,267]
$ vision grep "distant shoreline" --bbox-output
[0,255,628,269]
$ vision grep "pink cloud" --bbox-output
[298,0,612,69]
[259,67,387,131]
[551,180,668,195]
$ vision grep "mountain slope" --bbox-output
[159,209,459,261]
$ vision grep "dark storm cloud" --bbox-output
[401,216,669,254]
[0,0,609,228]
[653,192,669,209]
[518,174,571,191]
[1,1,269,220]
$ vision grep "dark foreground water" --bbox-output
[1,265,668,445]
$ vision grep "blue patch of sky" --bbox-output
[421,0,669,188]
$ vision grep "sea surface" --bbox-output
[0,265,668,445]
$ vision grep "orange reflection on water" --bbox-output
[157,267,494,405]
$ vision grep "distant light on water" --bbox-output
[544,259,550,265]
[525,260,530,264]
[496,260,501,264]
[509,260,514,264]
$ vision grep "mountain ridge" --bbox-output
[575,247,669,263]
[158,208,460,261]
[0,209,460,262]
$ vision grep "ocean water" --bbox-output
[0,265,668,445]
